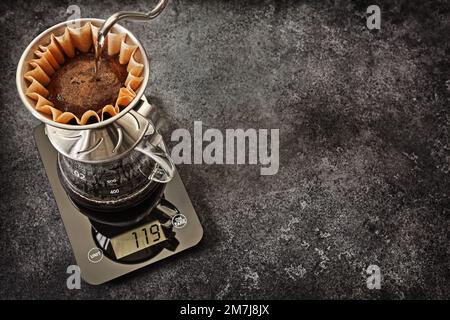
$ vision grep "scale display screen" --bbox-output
[110,221,167,259]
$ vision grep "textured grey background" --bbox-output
[0,0,449,299]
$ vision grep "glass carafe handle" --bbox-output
[135,133,175,183]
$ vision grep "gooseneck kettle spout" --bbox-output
[95,0,169,68]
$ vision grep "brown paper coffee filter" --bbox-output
[23,22,145,125]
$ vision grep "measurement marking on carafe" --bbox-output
[73,170,86,180]
[77,138,104,155]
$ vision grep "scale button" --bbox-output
[87,248,103,263]
[172,214,188,229]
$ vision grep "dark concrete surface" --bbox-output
[0,0,449,299]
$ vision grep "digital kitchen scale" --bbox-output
[34,124,203,285]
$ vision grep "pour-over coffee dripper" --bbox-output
[16,17,175,210]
